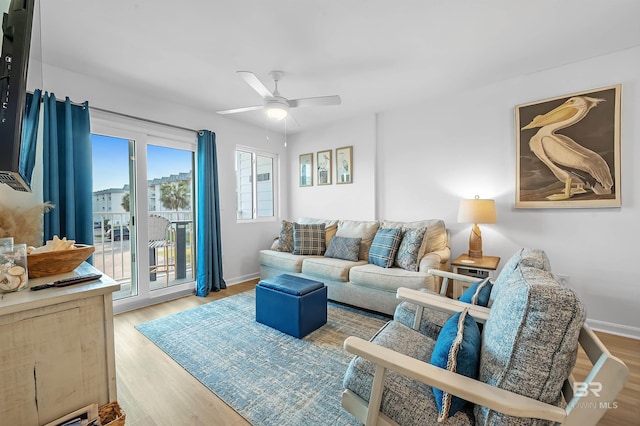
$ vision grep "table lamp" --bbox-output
[457,195,496,258]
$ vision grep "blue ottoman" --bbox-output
[256,274,327,338]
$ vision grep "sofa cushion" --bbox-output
[350,264,431,292]
[369,228,403,268]
[488,248,552,306]
[476,266,585,425]
[259,249,320,273]
[430,309,481,421]
[382,219,448,257]
[297,217,338,246]
[293,223,326,255]
[459,278,492,306]
[324,236,361,262]
[394,227,426,271]
[276,220,294,252]
[343,321,475,426]
[301,257,366,282]
[336,220,380,261]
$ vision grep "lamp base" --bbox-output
[468,248,483,258]
[468,223,483,259]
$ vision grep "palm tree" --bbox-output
[160,182,190,211]
[121,192,130,212]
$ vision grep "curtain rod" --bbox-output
[28,90,199,134]
[89,105,199,134]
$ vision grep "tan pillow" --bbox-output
[336,220,380,260]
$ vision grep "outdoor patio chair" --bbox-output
[148,214,175,286]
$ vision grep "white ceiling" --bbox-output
[38,0,640,133]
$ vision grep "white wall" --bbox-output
[10,63,288,286]
[287,114,377,221]
[290,46,640,338]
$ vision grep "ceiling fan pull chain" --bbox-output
[282,119,287,147]
[266,114,270,142]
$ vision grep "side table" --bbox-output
[451,254,501,299]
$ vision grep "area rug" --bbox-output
[135,290,389,425]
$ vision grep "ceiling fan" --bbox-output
[216,71,341,121]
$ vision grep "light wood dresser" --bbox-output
[0,263,120,425]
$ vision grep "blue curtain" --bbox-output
[196,130,226,296]
[43,93,94,246]
[19,89,42,188]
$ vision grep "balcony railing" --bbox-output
[92,211,194,300]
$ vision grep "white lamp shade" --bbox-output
[458,198,496,224]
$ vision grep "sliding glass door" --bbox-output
[91,118,196,311]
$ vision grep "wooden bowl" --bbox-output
[27,244,95,278]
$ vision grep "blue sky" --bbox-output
[91,134,192,191]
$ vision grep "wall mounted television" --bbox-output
[0,0,35,192]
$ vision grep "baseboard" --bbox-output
[587,318,640,340]
[225,272,260,287]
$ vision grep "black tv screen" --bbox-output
[0,0,35,192]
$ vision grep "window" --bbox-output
[236,148,277,221]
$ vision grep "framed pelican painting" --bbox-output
[515,84,621,208]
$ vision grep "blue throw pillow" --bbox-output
[430,308,481,421]
[368,228,403,268]
[458,278,492,307]
[324,236,361,262]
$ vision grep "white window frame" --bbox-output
[235,145,278,223]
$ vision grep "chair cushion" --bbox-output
[324,236,361,262]
[343,321,475,426]
[394,227,426,271]
[489,248,551,306]
[430,309,481,421]
[393,290,448,340]
[292,223,326,255]
[369,228,403,268]
[476,266,585,425]
[459,278,492,306]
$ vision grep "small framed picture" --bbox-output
[335,146,353,184]
[317,150,332,185]
[299,153,313,187]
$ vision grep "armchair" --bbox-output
[394,248,552,338]
[342,265,629,426]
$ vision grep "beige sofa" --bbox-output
[259,217,450,315]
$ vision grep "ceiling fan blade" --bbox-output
[237,71,273,99]
[216,105,263,115]
[288,95,341,108]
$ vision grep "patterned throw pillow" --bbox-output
[368,228,403,268]
[277,220,294,252]
[324,236,362,262]
[292,223,326,255]
[430,308,481,421]
[394,227,427,271]
[459,278,492,306]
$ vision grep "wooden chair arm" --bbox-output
[427,268,482,283]
[344,336,567,423]
[396,287,490,324]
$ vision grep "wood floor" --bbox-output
[114,282,639,426]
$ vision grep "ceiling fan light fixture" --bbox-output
[265,99,289,121]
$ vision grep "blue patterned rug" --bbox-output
[135,290,388,425]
